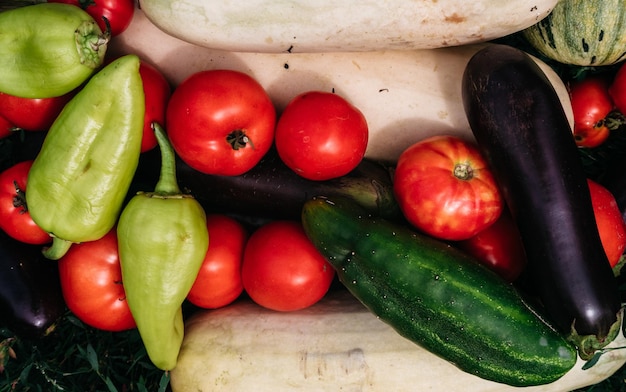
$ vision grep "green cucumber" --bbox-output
[301,197,577,387]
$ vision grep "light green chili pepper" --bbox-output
[0,2,109,98]
[117,123,209,371]
[26,54,145,260]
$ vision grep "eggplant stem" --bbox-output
[568,308,624,361]
[152,122,181,196]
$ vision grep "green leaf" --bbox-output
[582,351,602,370]
[158,372,171,392]
[103,375,118,392]
[77,344,99,374]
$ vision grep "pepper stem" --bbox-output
[75,20,109,69]
[42,237,73,261]
[152,122,181,196]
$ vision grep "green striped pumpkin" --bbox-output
[522,0,626,66]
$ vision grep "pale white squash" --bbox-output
[170,290,626,391]
[137,0,560,53]
[109,10,573,163]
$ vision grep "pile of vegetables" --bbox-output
[2,0,626,390]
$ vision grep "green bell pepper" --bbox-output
[26,54,145,260]
[117,123,209,371]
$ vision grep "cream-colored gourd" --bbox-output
[170,290,626,392]
[110,10,572,162]
[138,0,559,53]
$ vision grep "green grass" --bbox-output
[0,312,170,392]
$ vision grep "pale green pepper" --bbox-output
[26,54,145,260]
[117,123,209,371]
[0,2,109,98]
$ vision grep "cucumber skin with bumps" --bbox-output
[301,197,577,387]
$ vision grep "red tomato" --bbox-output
[569,77,614,148]
[0,161,50,245]
[58,229,136,331]
[393,135,503,241]
[187,214,248,309]
[457,209,527,282]
[609,61,626,116]
[138,61,171,152]
[275,91,369,181]
[166,70,276,176]
[242,220,335,311]
[0,91,73,131]
[0,114,14,140]
[588,179,626,268]
[48,0,135,37]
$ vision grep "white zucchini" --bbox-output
[170,290,626,392]
[137,0,560,53]
[109,10,573,163]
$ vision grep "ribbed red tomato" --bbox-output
[393,135,503,241]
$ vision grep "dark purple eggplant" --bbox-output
[461,44,622,359]
[136,147,401,223]
[0,230,65,338]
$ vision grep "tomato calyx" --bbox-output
[604,110,626,130]
[574,110,625,148]
[11,180,28,214]
[226,129,255,151]
[453,162,474,181]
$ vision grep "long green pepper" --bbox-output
[117,123,209,371]
[26,54,145,260]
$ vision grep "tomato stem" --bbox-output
[226,129,255,150]
[12,180,28,214]
[453,163,473,180]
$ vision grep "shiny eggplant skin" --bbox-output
[462,44,622,357]
[0,230,65,338]
[136,148,401,222]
